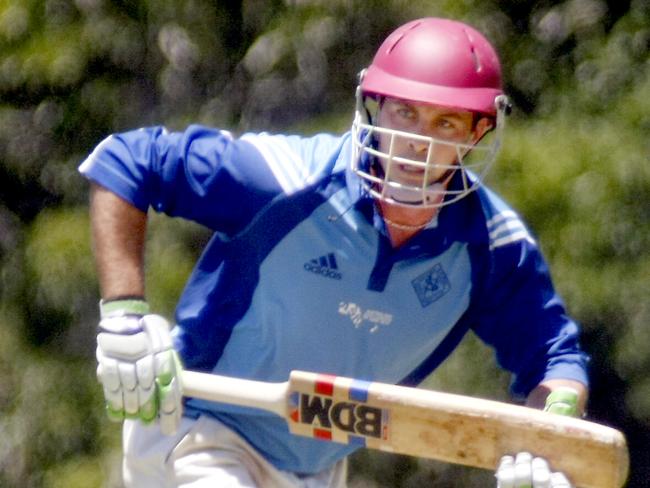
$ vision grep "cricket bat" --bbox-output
[181,370,628,488]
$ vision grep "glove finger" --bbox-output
[106,402,125,422]
[496,455,515,488]
[532,458,551,488]
[155,350,175,384]
[136,355,155,390]
[158,375,182,436]
[97,354,122,392]
[532,457,551,488]
[118,361,138,391]
[103,384,126,421]
[514,452,533,488]
[99,361,125,422]
[159,376,182,414]
[98,355,125,418]
[119,362,140,415]
[159,406,181,436]
[550,472,572,488]
[139,387,157,423]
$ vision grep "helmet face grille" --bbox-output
[350,92,510,209]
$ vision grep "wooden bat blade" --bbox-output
[181,370,629,488]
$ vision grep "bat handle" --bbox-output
[181,370,288,418]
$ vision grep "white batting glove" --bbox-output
[496,452,572,488]
[496,388,579,488]
[96,299,183,435]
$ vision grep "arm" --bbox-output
[80,126,282,236]
[471,234,590,400]
[90,183,147,299]
[89,185,182,435]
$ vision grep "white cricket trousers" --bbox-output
[122,416,348,488]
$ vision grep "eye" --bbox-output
[437,118,457,129]
[395,105,416,120]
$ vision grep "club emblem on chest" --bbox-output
[411,263,451,307]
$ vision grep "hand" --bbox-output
[496,452,572,488]
[496,387,579,487]
[96,306,183,435]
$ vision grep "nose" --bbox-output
[407,139,429,154]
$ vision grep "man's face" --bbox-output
[375,97,490,189]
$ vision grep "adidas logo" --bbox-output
[304,253,342,280]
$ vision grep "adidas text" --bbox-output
[304,253,342,280]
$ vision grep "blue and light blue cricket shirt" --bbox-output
[79,125,589,475]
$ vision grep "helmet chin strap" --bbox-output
[383,183,447,207]
[380,214,434,231]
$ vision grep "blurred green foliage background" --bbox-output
[0,0,648,486]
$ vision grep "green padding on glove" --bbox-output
[544,387,579,417]
[137,395,158,423]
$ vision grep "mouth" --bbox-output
[397,164,425,174]
[391,163,456,187]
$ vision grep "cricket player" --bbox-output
[80,17,589,488]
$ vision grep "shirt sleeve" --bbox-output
[78,125,283,234]
[471,238,590,399]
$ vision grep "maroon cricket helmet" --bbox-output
[361,18,504,116]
